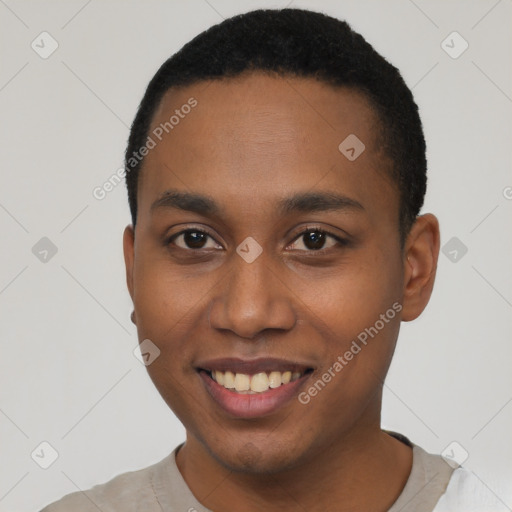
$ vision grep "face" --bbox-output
[123,73,430,474]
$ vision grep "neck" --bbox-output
[176,426,412,512]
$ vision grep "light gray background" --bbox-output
[1,0,511,510]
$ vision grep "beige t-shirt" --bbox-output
[40,437,454,511]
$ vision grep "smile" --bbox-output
[210,369,304,393]
[196,358,314,418]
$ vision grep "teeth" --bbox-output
[210,369,304,393]
[234,373,250,392]
[250,372,269,392]
[223,371,235,389]
[268,371,282,388]
[215,370,224,386]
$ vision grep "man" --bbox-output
[41,8,501,511]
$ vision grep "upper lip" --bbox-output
[196,357,314,375]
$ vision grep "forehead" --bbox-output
[137,72,396,226]
[151,72,380,149]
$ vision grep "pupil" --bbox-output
[185,231,206,248]
[304,231,325,250]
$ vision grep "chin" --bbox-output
[206,435,309,475]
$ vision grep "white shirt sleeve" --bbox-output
[432,467,510,512]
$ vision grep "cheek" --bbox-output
[131,258,210,418]
[297,252,402,333]
[298,252,402,401]
[131,253,212,365]
[134,240,206,313]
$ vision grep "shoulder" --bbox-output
[433,467,510,512]
[388,442,455,512]
[39,454,173,512]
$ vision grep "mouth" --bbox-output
[207,368,307,393]
[196,358,314,418]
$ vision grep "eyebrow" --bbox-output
[151,190,219,216]
[150,189,364,216]
[278,192,364,215]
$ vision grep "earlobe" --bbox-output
[401,214,440,321]
[123,225,136,301]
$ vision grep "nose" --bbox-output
[208,250,297,339]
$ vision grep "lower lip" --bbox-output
[199,371,311,419]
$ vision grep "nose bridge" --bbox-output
[208,249,296,338]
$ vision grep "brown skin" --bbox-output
[123,72,440,511]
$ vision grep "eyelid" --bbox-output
[165,224,349,251]
[286,225,349,250]
[166,225,223,248]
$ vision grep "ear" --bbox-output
[401,214,440,321]
[123,225,135,302]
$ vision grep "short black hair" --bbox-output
[125,8,427,242]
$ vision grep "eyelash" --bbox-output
[165,226,349,253]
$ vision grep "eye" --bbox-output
[168,229,222,250]
[288,228,346,251]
